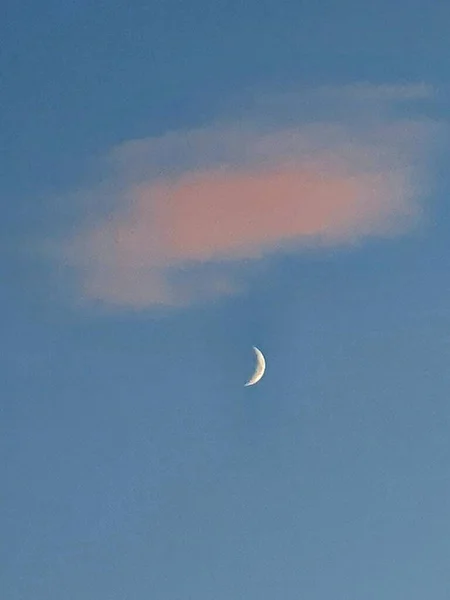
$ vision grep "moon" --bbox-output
[244,346,266,387]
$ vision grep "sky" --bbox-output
[2,1,450,598]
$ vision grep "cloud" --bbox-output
[62,84,441,309]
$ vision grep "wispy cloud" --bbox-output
[60,84,441,308]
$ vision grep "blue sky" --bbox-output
[2,1,450,599]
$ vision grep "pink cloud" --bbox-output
[111,166,410,265]
[63,85,439,308]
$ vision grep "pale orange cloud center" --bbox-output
[105,165,405,273]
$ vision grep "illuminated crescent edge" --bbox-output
[244,346,266,386]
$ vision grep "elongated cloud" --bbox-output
[64,84,440,308]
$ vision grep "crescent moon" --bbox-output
[245,346,266,387]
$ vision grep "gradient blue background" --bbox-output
[2,1,450,598]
